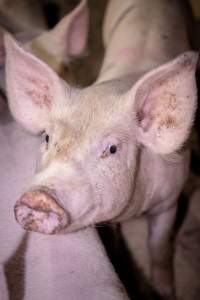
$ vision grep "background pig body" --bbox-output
[5,1,198,300]
[0,107,39,263]
[98,0,189,82]
[24,228,130,300]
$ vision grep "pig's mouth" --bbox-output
[14,188,70,234]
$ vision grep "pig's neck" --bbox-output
[117,147,190,220]
[97,0,189,83]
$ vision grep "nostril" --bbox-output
[14,189,70,234]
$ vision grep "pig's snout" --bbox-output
[14,189,70,234]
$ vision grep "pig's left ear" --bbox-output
[5,35,66,134]
[127,52,198,154]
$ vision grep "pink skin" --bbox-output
[4,1,198,299]
[0,0,89,258]
[24,228,130,300]
[0,2,129,299]
[0,109,129,300]
[118,47,138,59]
[5,34,198,300]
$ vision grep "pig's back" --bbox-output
[99,0,190,83]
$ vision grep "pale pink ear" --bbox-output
[5,34,66,133]
[128,52,198,154]
[65,0,89,56]
[32,0,89,62]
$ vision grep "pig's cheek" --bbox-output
[35,144,47,172]
[110,162,134,213]
[40,142,48,154]
[35,149,43,173]
[91,166,126,218]
[126,141,138,169]
[53,183,96,228]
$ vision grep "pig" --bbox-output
[5,0,198,299]
[0,2,131,298]
[0,0,94,297]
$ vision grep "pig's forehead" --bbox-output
[51,80,132,134]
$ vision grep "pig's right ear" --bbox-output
[5,35,66,134]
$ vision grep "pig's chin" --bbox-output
[14,188,70,235]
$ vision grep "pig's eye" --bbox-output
[100,139,119,158]
[45,135,49,143]
[109,145,117,154]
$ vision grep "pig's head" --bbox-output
[5,36,198,234]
